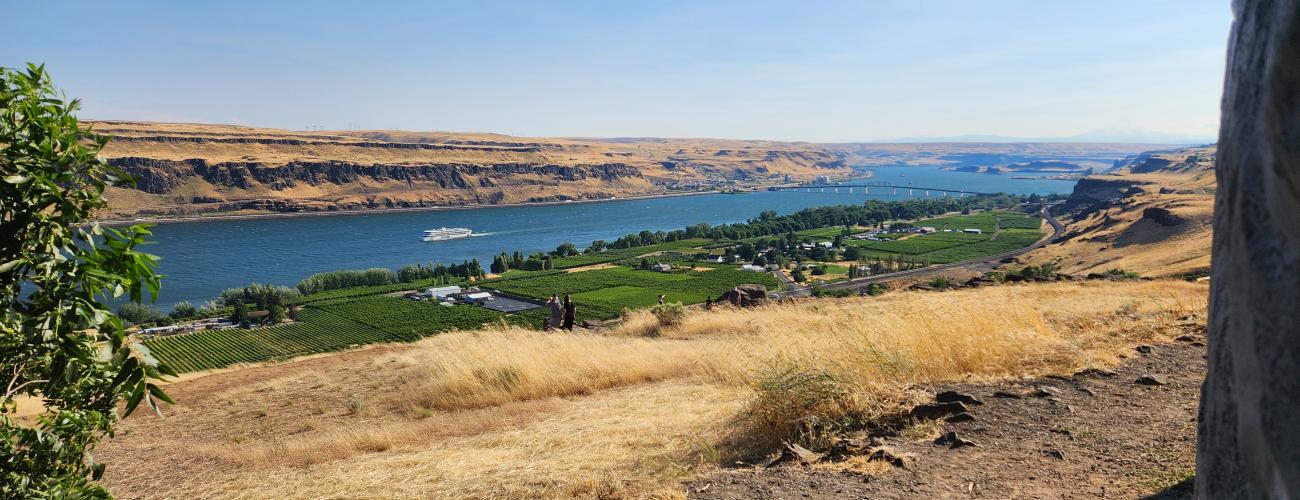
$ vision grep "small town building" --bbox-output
[740,264,766,272]
[652,263,673,272]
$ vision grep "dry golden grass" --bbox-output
[1023,147,1216,278]
[97,280,1206,498]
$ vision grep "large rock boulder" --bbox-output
[1197,2,1300,498]
[715,284,768,307]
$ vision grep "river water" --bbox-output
[136,166,1076,308]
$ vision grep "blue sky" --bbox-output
[2,1,1230,142]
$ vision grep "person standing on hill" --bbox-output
[562,295,576,331]
[658,294,666,305]
[546,294,562,330]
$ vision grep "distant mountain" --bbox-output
[872,128,1216,145]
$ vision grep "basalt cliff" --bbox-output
[89,121,1172,219]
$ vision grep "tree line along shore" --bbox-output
[124,193,1061,373]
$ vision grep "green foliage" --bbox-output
[145,298,515,373]
[117,303,166,326]
[296,268,397,295]
[553,242,579,257]
[1097,268,1141,280]
[484,266,778,319]
[547,239,708,269]
[1,63,170,498]
[791,269,806,282]
[650,302,686,326]
[217,283,299,309]
[810,286,853,298]
[169,301,198,320]
[1017,260,1062,280]
[865,283,887,296]
[928,277,954,289]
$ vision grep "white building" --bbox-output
[425,285,463,299]
[963,228,983,234]
[740,264,766,272]
[462,291,494,304]
[652,263,673,272]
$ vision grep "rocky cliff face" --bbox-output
[109,157,643,195]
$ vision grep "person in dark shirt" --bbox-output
[562,295,576,331]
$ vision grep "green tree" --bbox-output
[1,64,172,497]
[554,242,578,257]
[169,301,197,320]
[791,269,806,282]
[267,304,285,324]
[116,303,165,326]
[230,301,249,325]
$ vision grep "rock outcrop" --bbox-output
[1197,1,1300,498]
[109,157,643,195]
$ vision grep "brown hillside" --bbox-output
[89,121,848,219]
[1022,145,1216,277]
[87,120,1167,219]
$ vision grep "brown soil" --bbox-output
[686,336,1206,499]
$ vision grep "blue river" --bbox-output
[135,166,1076,308]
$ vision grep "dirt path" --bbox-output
[686,335,1205,499]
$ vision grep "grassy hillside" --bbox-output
[98,280,1207,498]
[1021,145,1215,277]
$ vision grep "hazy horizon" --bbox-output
[2,1,1229,143]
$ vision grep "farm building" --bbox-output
[963,228,983,234]
[461,291,493,304]
[652,263,673,272]
[425,285,463,299]
[919,226,937,233]
[740,264,767,272]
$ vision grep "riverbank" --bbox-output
[97,171,874,226]
[95,188,722,227]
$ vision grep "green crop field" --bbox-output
[484,265,779,319]
[145,210,1041,375]
[145,297,522,373]
[850,236,968,255]
[845,211,1043,264]
[551,238,712,268]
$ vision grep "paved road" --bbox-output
[770,205,1064,299]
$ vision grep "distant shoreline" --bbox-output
[95,189,724,226]
[94,171,874,227]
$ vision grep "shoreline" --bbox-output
[96,171,874,227]
[95,189,725,226]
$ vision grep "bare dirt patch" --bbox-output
[686,336,1205,499]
